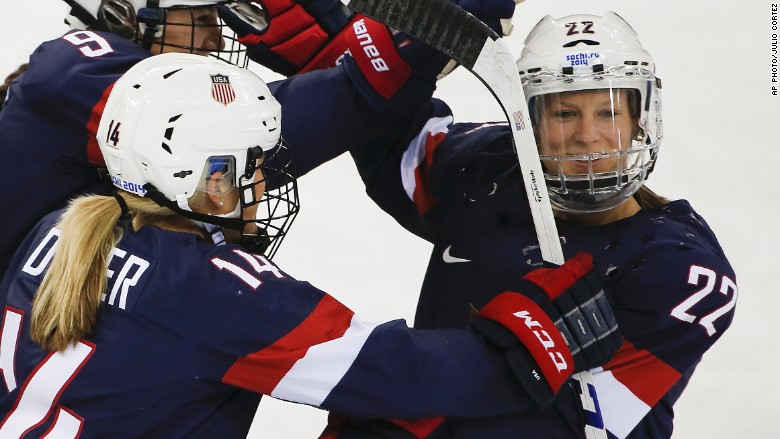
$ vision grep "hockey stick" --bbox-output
[342,0,606,437]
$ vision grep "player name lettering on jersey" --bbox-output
[21,227,62,277]
[20,227,150,310]
[103,247,150,310]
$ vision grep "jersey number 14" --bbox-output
[0,307,92,438]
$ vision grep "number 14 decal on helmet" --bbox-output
[105,120,121,146]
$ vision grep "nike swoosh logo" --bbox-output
[443,245,471,263]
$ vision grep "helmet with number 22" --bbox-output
[517,11,663,213]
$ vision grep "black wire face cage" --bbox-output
[238,140,300,258]
[142,6,249,68]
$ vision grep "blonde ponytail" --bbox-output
[30,194,126,351]
[30,192,180,351]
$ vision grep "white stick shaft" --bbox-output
[474,38,606,439]
[472,39,564,264]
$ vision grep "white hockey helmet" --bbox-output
[97,53,299,256]
[62,0,250,66]
[516,11,662,213]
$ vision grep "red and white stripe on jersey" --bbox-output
[400,116,453,215]
[593,340,682,438]
[221,294,381,406]
[270,314,381,405]
[85,84,113,166]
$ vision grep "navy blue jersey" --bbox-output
[0,30,149,279]
[0,210,543,438]
[345,99,737,438]
[0,29,428,283]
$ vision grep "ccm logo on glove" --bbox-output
[511,308,569,372]
[478,292,574,390]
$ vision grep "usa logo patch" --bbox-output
[211,74,235,105]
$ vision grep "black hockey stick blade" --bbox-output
[347,0,498,68]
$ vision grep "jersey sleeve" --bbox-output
[183,245,538,419]
[269,53,438,179]
[349,106,520,242]
[595,236,737,438]
[0,31,148,278]
[19,30,148,165]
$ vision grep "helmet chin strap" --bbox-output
[241,234,272,254]
[145,184,272,254]
[174,193,241,219]
[137,4,165,51]
[144,184,244,231]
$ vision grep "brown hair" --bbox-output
[634,185,669,210]
[0,63,28,112]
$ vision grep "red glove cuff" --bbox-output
[341,16,412,99]
[523,252,593,300]
[477,292,574,392]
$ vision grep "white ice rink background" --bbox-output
[1,0,776,437]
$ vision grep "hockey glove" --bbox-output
[456,0,519,37]
[218,1,427,99]
[217,0,355,76]
[470,252,621,406]
[520,252,622,372]
[218,0,520,77]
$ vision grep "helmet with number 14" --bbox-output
[97,53,299,256]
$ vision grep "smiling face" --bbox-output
[534,88,640,177]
